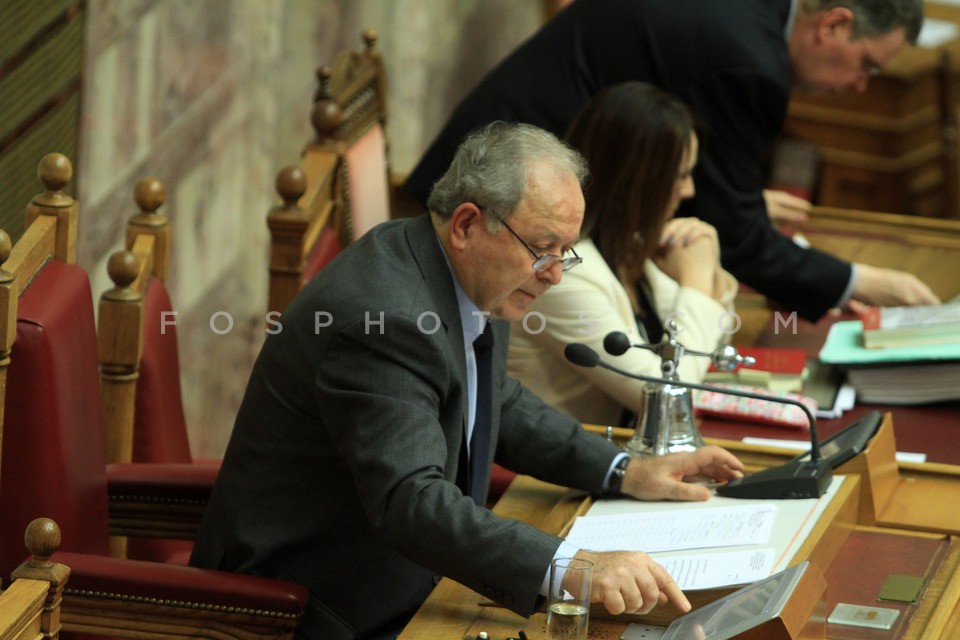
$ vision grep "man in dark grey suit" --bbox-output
[405,0,938,321]
[191,122,744,640]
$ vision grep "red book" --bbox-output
[708,348,807,375]
[741,348,807,374]
[705,348,808,394]
[859,306,882,332]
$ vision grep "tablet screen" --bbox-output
[662,562,809,640]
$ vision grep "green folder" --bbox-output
[818,320,960,366]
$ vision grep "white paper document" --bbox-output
[654,548,775,590]
[741,436,927,463]
[918,17,960,48]
[564,503,777,553]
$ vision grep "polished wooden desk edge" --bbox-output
[905,537,960,640]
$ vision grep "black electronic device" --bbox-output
[794,410,882,469]
[714,455,832,500]
[563,342,832,500]
[716,411,882,499]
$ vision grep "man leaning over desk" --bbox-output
[406,0,940,321]
[190,122,744,640]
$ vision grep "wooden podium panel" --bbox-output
[399,368,960,640]
[585,476,858,629]
[838,414,960,535]
[398,465,960,639]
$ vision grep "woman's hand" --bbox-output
[654,218,722,295]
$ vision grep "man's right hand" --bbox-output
[571,549,690,616]
[763,189,811,224]
[852,264,940,308]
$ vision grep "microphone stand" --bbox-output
[605,325,757,458]
[565,340,833,500]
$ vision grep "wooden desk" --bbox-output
[399,470,960,640]
[791,206,960,301]
[701,311,960,466]
[733,205,960,347]
[725,205,960,462]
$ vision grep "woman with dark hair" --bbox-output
[508,82,737,426]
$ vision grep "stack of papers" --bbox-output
[846,364,960,405]
[819,321,960,405]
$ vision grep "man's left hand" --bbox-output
[620,445,744,501]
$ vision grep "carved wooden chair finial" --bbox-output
[34,153,75,208]
[106,250,141,299]
[362,28,378,51]
[134,178,166,215]
[276,165,307,208]
[24,517,61,567]
[0,230,11,268]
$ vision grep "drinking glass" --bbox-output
[546,557,592,640]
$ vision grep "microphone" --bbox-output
[602,330,756,371]
[603,331,634,356]
[563,342,832,500]
[566,342,605,367]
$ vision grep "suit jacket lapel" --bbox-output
[403,215,473,461]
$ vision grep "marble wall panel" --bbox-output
[79,0,544,457]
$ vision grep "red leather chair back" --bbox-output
[126,277,195,564]
[132,277,192,464]
[0,261,111,579]
[343,122,391,241]
[302,225,341,285]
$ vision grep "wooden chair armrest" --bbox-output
[106,463,218,539]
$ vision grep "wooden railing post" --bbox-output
[126,178,169,282]
[10,518,70,640]
[98,250,144,466]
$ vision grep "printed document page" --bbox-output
[565,503,776,552]
[567,476,846,589]
[657,548,775,590]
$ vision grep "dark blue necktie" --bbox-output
[469,323,494,506]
